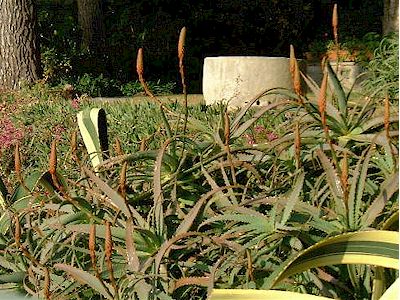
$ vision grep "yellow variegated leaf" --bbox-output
[209,289,333,300]
[77,108,108,170]
[266,231,399,289]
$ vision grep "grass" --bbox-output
[0,86,283,192]
[92,94,205,106]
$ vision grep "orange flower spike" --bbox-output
[89,223,97,270]
[332,4,339,44]
[318,71,328,127]
[14,144,21,179]
[14,215,21,247]
[384,95,390,134]
[178,27,187,64]
[341,152,349,205]
[289,44,296,80]
[294,59,302,96]
[224,110,230,146]
[289,45,302,98]
[294,122,301,169]
[49,140,57,175]
[114,137,123,156]
[136,48,144,77]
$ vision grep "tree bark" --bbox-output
[383,0,399,34]
[77,0,105,53]
[0,0,41,90]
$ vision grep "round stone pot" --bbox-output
[202,56,306,107]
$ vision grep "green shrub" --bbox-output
[74,73,122,97]
[120,80,176,96]
[362,33,399,100]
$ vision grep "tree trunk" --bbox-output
[383,0,399,34]
[77,0,105,53]
[0,0,41,90]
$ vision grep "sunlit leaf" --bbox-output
[361,171,399,228]
[280,172,304,226]
[55,264,113,299]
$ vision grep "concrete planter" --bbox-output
[202,56,305,107]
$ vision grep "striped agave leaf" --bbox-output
[209,289,333,300]
[266,230,398,289]
[380,277,399,300]
[77,108,109,170]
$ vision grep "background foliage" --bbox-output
[37,0,384,94]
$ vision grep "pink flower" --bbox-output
[254,125,265,133]
[243,133,255,145]
[53,125,66,140]
[71,97,80,110]
[266,132,278,141]
[0,117,24,151]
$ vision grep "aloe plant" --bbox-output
[0,21,397,300]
